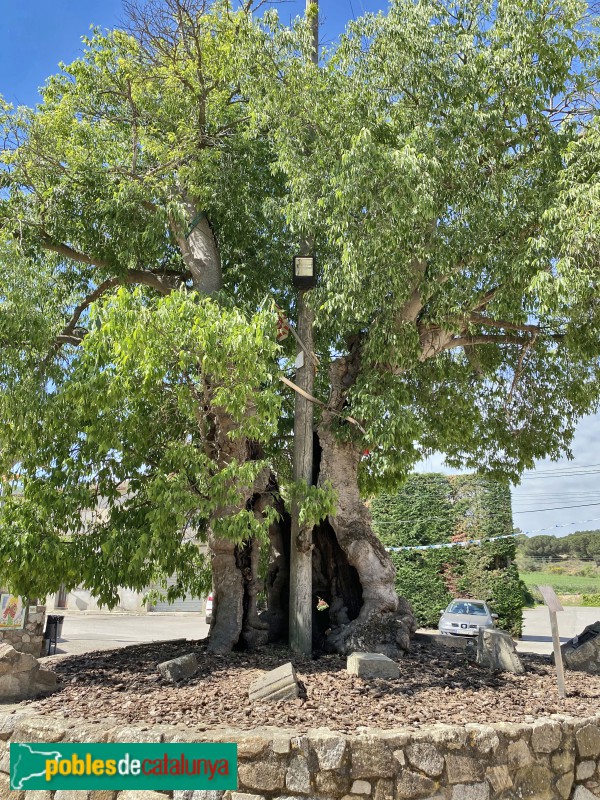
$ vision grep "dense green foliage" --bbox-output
[0,290,282,601]
[263,0,600,491]
[2,0,600,606]
[372,474,526,634]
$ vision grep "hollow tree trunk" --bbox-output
[316,427,416,656]
[314,355,417,657]
[175,197,415,656]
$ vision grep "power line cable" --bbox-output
[515,501,600,513]
[521,469,600,480]
[521,462,600,474]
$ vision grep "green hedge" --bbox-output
[372,474,527,636]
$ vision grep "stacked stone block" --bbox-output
[0,712,599,799]
[0,604,46,657]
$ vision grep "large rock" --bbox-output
[327,602,415,659]
[476,629,524,674]
[346,652,400,680]
[561,621,600,674]
[157,653,198,683]
[0,643,58,700]
[249,662,300,702]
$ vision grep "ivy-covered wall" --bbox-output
[371,474,526,636]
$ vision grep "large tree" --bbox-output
[2,0,600,656]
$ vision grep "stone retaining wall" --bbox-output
[0,711,599,799]
[0,605,45,658]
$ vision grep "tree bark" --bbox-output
[208,535,245,654]
[316,427,416,656]
[205,409,271,654]
[172,193,222,295]
[172,196,256,654]
[313,354,416,657]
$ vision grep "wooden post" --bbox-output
[289,0,319,656]
[289,288,315,655]
[538,584,566,699]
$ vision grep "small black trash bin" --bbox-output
[43,616,59,655]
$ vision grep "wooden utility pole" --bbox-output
[289,0,319,656]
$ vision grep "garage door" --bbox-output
[149,575,204,612]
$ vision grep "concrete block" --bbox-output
[248,662,299,702]
[346,652,399,680]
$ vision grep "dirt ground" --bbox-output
[20,637,600,734]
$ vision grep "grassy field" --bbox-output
[520,571,600,595]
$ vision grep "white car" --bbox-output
[438,599,498,637]
[205,592,213,623]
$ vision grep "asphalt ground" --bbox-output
[517,604,600,654]
[37,605,600,659]
[40,610,210,659]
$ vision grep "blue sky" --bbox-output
[2,1,599,537]
[0,2,124,106]
[0,0,383,106]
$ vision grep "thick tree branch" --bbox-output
[39,237,112,270]
[55,334,88,346]
[168,192,222,294]
[470,286,501,313]
[55,269,185,350]
[443,333,537,350]
[468,312,545,335]
[39,239,189,295]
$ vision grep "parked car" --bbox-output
[438,598,498,637]
[205,592,213,623]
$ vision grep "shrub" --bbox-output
[581,593,600,607]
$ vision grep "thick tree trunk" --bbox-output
[205,415,247,654]
[206,416,273,654]
[255,428,416,657]
[205,355,416,656]
[208,487,288,653]
[310,354,416,657]
[316,426,416,656]
[171,197,255,654]
[208,535,244,654]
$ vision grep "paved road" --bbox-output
[37,605,599,659]
[42,610,210,658]
[517,605,600,655]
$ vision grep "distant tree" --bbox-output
[522,535,564,561]
[564,531,600,563]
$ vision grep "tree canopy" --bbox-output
[2,0,600,627]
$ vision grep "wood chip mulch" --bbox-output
[23,638,600,734]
